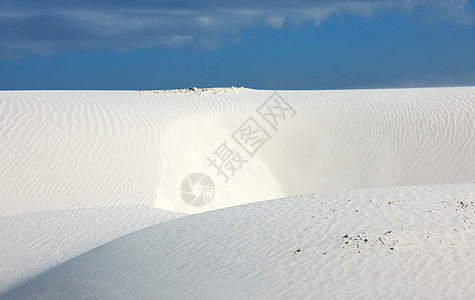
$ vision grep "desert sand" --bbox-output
[0,87,474,298]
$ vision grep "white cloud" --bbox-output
[266,15,286,29]
[0,0,473,56]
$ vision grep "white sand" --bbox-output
[0,206,185,293]
[3,183,474,299]
[0,87,474,298]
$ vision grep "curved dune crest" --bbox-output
[3,183,474,299]
[0,206,185,293]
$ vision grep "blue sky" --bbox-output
[0,0,474,90]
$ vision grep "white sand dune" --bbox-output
[0,206,185,293]
[1,88,474,214]
[2,183,474,299]
[0,87,474,298]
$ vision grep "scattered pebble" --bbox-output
[141,86,248,95]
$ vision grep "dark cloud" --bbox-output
[0,0,473,56]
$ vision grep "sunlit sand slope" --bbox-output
[3,183,473,299]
